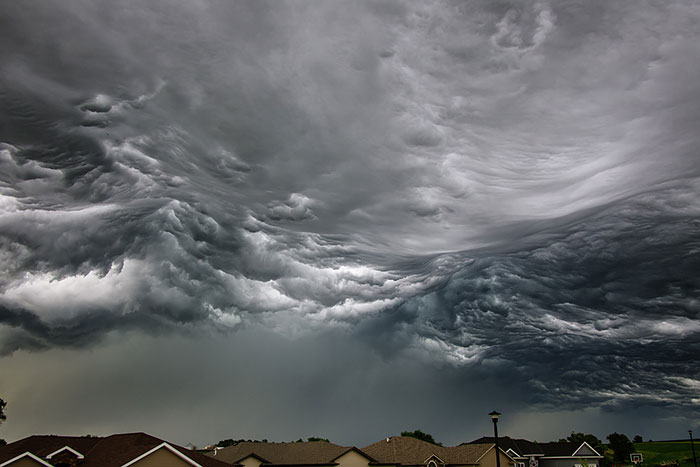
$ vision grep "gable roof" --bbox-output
[331,447,380,464]
[121,442,204,467]
[537,442,601,458]
[0,452,54,467]
[209,441,354,465]
[46,446,86,460]
[571,442,602,458]
[467,438,542,457]
[0,433,230,467]
[424,454,446,465]
[362,437,494,466]
[466,439,601,459]
[0,436,102,464]
[234,453,272,464]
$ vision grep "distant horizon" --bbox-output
[1,419,693,449]
[1,428,696,453]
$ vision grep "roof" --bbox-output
[0,433,230,467]
[540,442,601,458]
[467,438,542,457]
[536,443,579,457]
[0,436,102,463]
[1,452,54,467]
[208,441,358,465]
[362,437,494,466]
[466,439,600,459]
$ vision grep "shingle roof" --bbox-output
[467,438,543,457]
[362,437,493,466]
[536,443,579,457]
[466,438,600,459]
[0,433,230,467]
[0,436,102,463]
[208,441,356,465]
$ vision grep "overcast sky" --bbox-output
[1,0,700,448]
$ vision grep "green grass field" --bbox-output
[633,441,698,467]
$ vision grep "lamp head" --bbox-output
[489,411,501,421]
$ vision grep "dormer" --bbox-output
[424,454,446,467]
[46,446,85,467]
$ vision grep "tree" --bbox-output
[0,397,6,447]
[607,433,634,463]
[307,437,330,442]
[633,436,643,444]
[557,432,605,457]
[401,430,442,446]
[217,439,237,447]
[216,438,267,447]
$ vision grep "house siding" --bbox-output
[335,450,376,467]
[238,457,263,467]
[572,446,597,457]
[479,447,515,467]
[128,448,194,467]
[335,451,369,467]
[540,459,598,467]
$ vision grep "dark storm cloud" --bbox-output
[1,0,700,440]
[380,186,700,410]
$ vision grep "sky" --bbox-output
[1,0,699,449]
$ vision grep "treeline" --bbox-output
[216,437,330,447]
[558,431,636,466]
[214,429,641,458]
[0,397,7,447]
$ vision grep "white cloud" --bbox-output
[1,259,148,322]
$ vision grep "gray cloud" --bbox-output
[1,0,700,442]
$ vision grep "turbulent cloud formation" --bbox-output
[1,0,700,441]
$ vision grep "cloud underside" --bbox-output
[1,0,700,416]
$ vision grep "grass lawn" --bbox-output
[632,441,698,467]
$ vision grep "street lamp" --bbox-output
[490,411,501,467]
[690,430,697,467]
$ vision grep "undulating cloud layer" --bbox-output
[1,0,699,442]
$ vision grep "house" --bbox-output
[362,436,514,467]
[468,438,602,467]
[206,441,388,467]
[0,432,230,467]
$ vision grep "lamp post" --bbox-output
[690,430,697,467]
[490,411,501,467]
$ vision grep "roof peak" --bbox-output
[216,441,348,448]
